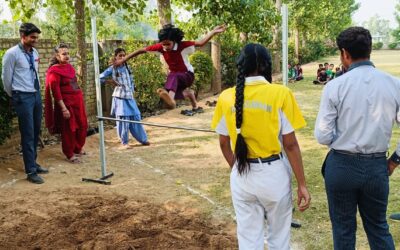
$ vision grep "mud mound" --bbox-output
[0,190,236,250]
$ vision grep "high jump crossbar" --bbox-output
[97,116,216,133]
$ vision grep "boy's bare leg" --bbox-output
[168,90,176,101]
[183,88,198,108]
[157,88,176,109]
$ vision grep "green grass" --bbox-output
[289,50,400,249]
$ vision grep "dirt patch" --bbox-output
[0,188,236,250]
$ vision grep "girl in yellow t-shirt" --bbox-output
[211,43,311,250]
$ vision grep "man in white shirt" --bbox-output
[2,23,48,184]
[315,27,398,250]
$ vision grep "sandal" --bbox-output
[67,156,82,164]
[157,88,176,109]
[180,109,194,116]
[205,100,217,107]
[192,107,204,113]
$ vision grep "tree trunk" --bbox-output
[157,0,172,27]
[272,0,282,73]
[294,27,300,62]
[75,0,87,94]
[302,33,306,48]
[211,41,221,94]
[272,0,282,49]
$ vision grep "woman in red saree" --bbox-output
[45,43,88,163]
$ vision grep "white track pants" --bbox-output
[230,159,292,250]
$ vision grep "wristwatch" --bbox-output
[389,152,400,164]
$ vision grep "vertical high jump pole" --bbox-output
[82,0,113,185]
[281,4,289,86]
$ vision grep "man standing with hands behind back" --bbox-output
[315,26,399,250]
[2,23,49,184]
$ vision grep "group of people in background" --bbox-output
[288,63,304,82]
[313,62,347,84]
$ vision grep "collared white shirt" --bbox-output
[2,44,40,96]
[315,64,400,154]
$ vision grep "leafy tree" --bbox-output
[393,0,400,43]
[176,0,277,44]
[363,15,391,45]
[157,0,171,26]
[287,0,359,61]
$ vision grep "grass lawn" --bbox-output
[288,50,400,249]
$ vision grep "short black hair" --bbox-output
[319,64,323,67]
[114,48,126,57]
[158,24,184,43]
[336,26,372,60]
[19,23,41,36]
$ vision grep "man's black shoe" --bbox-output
[291,220,302,228]
[36,165,49,174]
[389,213,400,222]
[27,174,44,184]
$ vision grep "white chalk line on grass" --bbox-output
[132,157,235,220]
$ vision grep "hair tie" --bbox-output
[236,128,241,134]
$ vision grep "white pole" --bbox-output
[281,4,289,86]
[88,0,107,177]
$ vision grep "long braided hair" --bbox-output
[235,43,272,175]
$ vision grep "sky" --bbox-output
[0,0,398,28]
[353,0,398,28]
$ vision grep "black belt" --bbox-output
[247,154,281,164]
[332,149,387,158]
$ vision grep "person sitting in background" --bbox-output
[288,63,296,82]
[295,64,304,81]
[324,62,329,70]
[313,68,328,85]
[327,64,335,80]
[335,65,347,78]
[316,64,324,78]
[335,67,341,77]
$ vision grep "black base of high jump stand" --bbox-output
[82,172,114,185]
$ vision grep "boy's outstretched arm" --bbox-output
[114,48,147,66]
[195,24,227,47]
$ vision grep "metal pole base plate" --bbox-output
[82,172,114,185]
